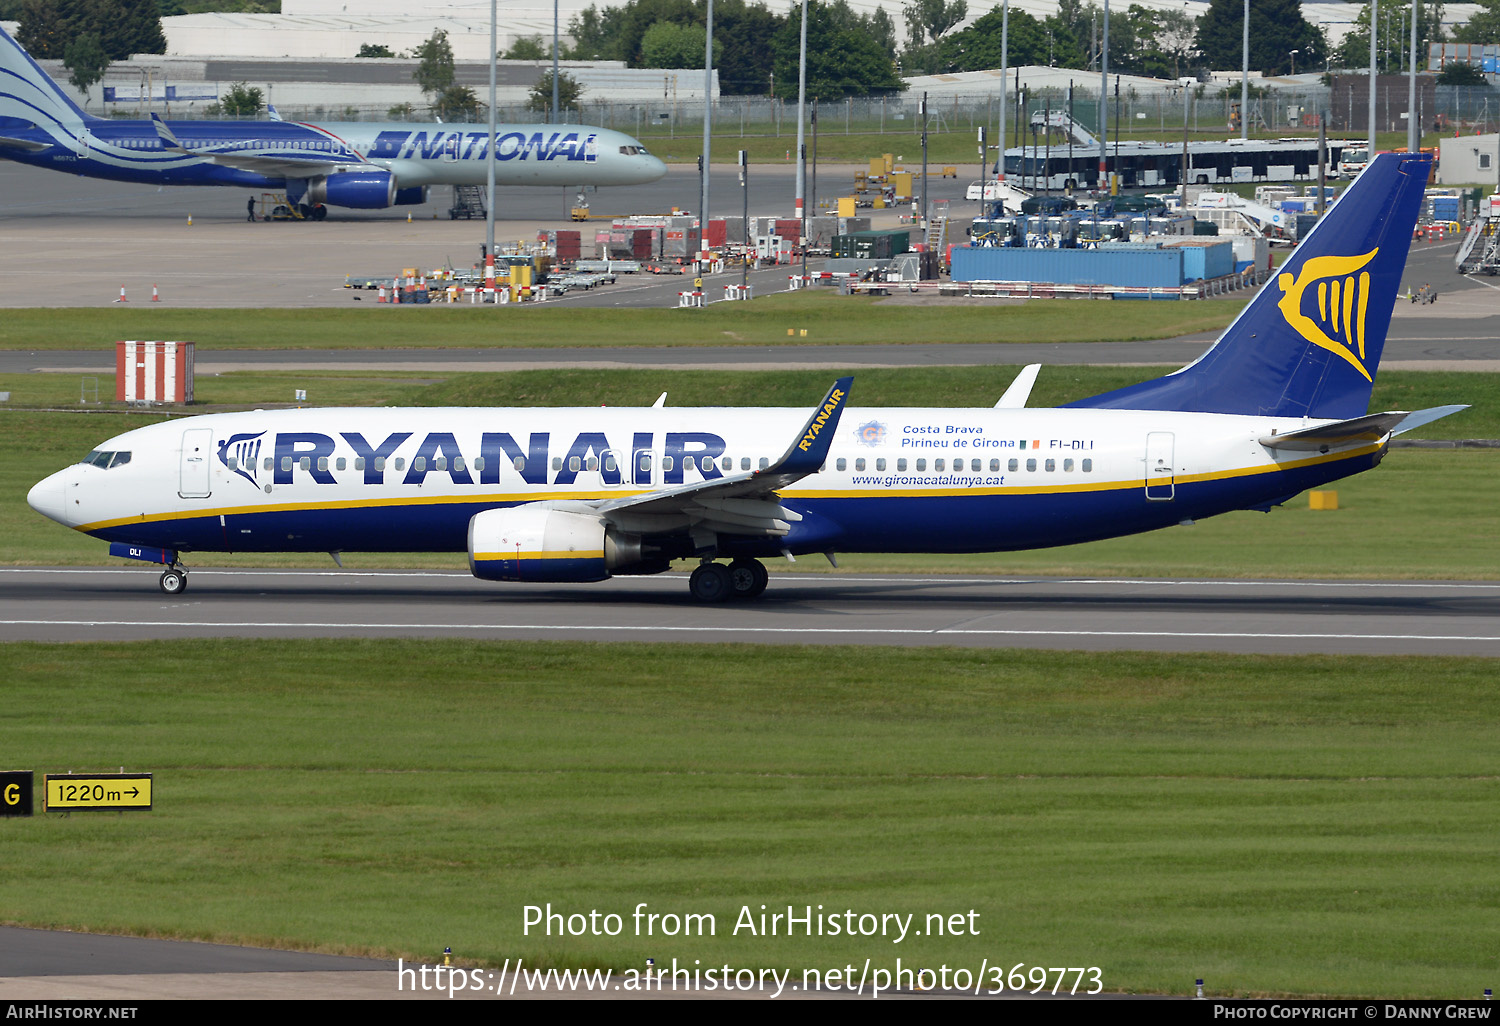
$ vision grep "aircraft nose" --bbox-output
[27,468,71,526]
[645,154,667,181]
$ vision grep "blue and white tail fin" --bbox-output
[0,22,96,134]
[1068,153,1431,420]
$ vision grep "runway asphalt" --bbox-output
[5,567,1500,657]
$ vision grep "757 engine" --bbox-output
[468,504,669,583]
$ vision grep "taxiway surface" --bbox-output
[6,567,1500,656]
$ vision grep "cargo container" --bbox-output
[1230,235,1270,274]
[1161,238,1234,281]
[831,227,914,260]
[950,246,1184,287]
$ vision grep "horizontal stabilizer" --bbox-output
[1390,404,1470,436]
[0,134,47,152]
[1260,405,1468,451]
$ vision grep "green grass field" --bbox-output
[0,295,1244,351]
[2,641,1496,997]
[4,367,1491,576]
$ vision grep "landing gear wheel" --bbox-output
[688,562,733,603]
[298,203,313,219]
[727,558,768,599]
[312,204,327,221]
[159,568,187,595]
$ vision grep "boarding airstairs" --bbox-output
[1455,197,1500,274]
[449,185,486,220]
[1028,110,1099,149]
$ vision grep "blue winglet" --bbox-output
[771,376,853,476]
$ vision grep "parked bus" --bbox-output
[1003,137,1351,191]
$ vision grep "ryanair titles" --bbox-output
[219,429,727,488]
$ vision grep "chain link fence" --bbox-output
[131,84,1500,137]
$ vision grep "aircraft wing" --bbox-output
[593,377,853,537]
[150,113,374,179]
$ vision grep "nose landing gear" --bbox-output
[159,566,188,595]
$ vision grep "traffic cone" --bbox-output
[186,215,193,226]
[114,286,128,303]
[407,211,412,223]
[151,284,160,302]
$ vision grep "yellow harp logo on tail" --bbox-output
[1276,248,1380,382]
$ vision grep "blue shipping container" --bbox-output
[950,246,1185,287]
[1432,196,1460,219]
[1165,240,1234,281]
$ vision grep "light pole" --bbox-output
[1240,0,1248,141]
[1289,49,1299,76]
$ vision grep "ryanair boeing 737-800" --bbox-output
[27,154,1465,601]
[0,25,665,217]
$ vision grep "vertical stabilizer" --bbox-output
[1068,153,1430,419]
[0,23,95,133]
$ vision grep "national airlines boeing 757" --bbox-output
[27,154,1464,601]
[0,25,665,217]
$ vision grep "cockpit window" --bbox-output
[80,450,130,469]
[618,145,651,156]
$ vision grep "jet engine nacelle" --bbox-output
[306,171,397,209]
[469,504,612,583]
[394,185,429,206]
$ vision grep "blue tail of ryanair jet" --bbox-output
[1068,153,1431,420]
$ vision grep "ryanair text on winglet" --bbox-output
[797,389,846,453]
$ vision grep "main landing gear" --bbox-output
[689,558,769,603]
[159,566,188,595]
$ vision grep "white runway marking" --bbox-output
[4,619,1500,644]
[4,566,1500,590]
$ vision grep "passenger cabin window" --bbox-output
[836,458,847,471]
[740,457,751,471]
[1082,459,1093,472]
[855,458,866,471]
[1064,459,1074,472]
[990,459,1000,472]
[934,459,945,472]
[1026,459,1037,472]
[897,459,907,471]
[1008,459,1018,472]
[916,459,926,471]
[876,458,886,471]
